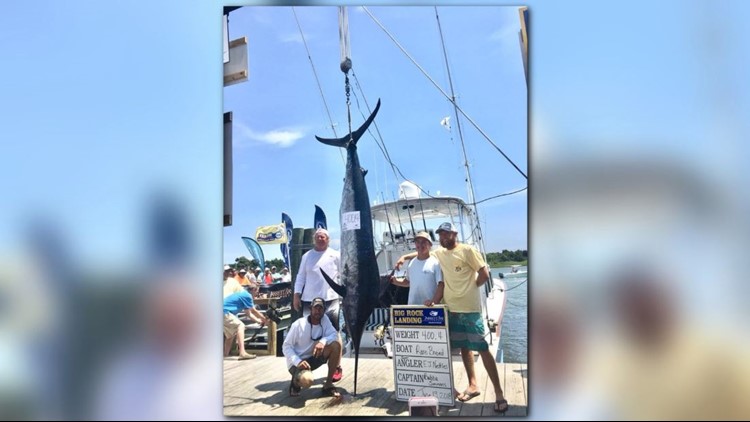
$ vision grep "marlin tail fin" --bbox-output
[315,99,381,148]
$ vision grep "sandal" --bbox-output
[289,380,301,397]
[456,390,480,402]
[494,399,509,413]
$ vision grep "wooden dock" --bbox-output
[224,352,527,417]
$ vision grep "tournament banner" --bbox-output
[314,205,327,230]
[280,213,293,270]
[255,224,288,244]
[241,236,265,271]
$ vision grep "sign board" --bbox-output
[224,37,248,87]
[391,305,454,407]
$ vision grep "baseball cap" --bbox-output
[238,267,247,273]
[315,228,329,237]
[436,222,458,234]
[223,265,231,271]
[414,231,433,244]
[311,297,326,309]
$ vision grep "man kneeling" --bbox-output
[282,297,342,398]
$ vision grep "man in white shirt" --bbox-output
[293,228,343,382]
[282,298,342,398]
[390,231,444,306]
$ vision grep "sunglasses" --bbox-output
[310,324,323,342]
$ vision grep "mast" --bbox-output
[434,7,488,260]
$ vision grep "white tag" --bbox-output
[342,211,361,231]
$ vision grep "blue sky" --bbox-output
[223,6,528,263]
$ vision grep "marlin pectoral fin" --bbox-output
[320,269,346,297]
[361,167,368,177]
[315,99,381,148]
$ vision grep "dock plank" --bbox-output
[502,362,528,416]
[224,352,527,417]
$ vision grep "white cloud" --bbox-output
[235,121,307,148]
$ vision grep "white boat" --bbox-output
[353,185,508,361]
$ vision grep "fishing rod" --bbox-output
[402,198,417,239]
[380,192,396,245]
[416,195,429,233]
[391,191,406,240]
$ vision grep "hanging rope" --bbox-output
[292,7,345,164]
[339,6,352,73]
[345,74,353,140]
[361,6,527,180]
[339,6,354,141]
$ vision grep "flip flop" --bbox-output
[321,386,341,398]
[457,390,480,402]
[494,399,509,413]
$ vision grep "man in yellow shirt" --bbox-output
[396,222,507,413]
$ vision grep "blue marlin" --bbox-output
[317,99,381,396]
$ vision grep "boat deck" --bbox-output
[223,352,527,417]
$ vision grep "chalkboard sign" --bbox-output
[391,305,454,407]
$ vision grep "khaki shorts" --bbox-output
[223,313,243,337]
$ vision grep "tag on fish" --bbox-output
[342,211,361,231]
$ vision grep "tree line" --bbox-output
[486,250,528,267]
[230,249,527,272]
[231,256,286,271]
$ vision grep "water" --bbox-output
[492,266,528,364]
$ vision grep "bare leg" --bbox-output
[479,350,505,401]
[224,335,233,357]
[323,340,342,387]
[236,325,247,355]
[460,348,479,395]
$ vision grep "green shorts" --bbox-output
[448,312,489,351]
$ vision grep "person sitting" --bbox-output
[280,267,292,283]
[281,297,342,398]
[223,265,243,299]
[238,267,259,297]
[271,265,283,283]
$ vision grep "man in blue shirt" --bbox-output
[224,290,267,360]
